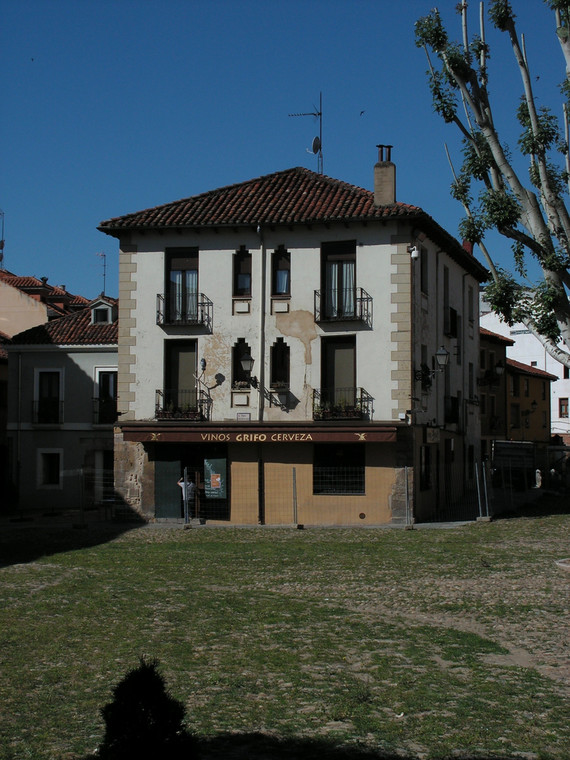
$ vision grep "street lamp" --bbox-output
[414,346,450,383]
[240,353,258,388]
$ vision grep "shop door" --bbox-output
[155,459,182,518]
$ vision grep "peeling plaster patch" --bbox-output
[275,310,318,365]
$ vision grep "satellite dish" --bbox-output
[311,136,321,154]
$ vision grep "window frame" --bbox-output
[37,448,63,489]
[233,246,252,298]
[271,245,291,297]
[312,443,365,495]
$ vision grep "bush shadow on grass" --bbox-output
[78,659,527,760]
[0,497,145,568]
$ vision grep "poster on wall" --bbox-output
[204,458,227,499]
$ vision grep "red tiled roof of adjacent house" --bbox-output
[507,358,558,381]
[0,268,90,311]
[98,167,488,281]
[480,327,514,345]
[9,298,118,346]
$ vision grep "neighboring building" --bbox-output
[0,269,90,501]
[5,297,118,511]
[479,327,512,459]
[480,304,570,444]
[0,269,89,337]
[98,150,487,525]
[505,358,556,446]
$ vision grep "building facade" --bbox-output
[99,153,487,525]
[6,298,118,511]
[480,305,568,443]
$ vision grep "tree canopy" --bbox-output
[415,0,570,365]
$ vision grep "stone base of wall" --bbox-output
[113,430,150,519]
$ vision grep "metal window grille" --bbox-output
[313,465,365,495]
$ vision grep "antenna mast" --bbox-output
[0,209,5,269]
[96,252,107,295]
[289,91,323,174]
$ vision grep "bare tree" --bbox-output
[415,0,570,366]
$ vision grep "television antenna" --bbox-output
[289,91,323,174]
[0,209,5,267]
[96,252,107,295]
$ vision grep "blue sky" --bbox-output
[1,0,562,299]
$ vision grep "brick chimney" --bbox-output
[374,144,396,206]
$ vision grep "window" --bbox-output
[419,445,431,490]
[524,377,530,397]
[272,246,290,296]
[322,240,356,319]
[92,306,111,323]
[164,341,197,411]
[510,374,520,397]
[167,248,198,323]
[468,362,474,399]
[542,381,546,401]
[565,365,570,380]
[38,449,62,488]
[468,285,474,324]
[480,349,487,370]
[321,335,356,406]
[270,338,290,388]
[480,393,487,415]
[313,444,365,494]
[95,369,118,424]
[233,246,251,297]
[35,370,62,423]
[559,398,568,418]
[232,338,252,389]
[511,403,521,428]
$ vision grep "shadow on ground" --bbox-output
[493,490,570,520]
[0,503,145,568]
[80,731,532,760]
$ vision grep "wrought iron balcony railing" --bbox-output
[155,388,212,421]
[93,397,118,425]
[33,399,64,424]
[314,287,373,328]
[313,387,373,421]
[156,293,213,330]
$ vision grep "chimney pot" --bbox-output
[374,145,396,206]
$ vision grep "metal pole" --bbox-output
[475,461,482,518]
[183,466,189,524]
[292,467,298,525]
[482,460,490,517]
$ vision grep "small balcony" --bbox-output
[33,399,63,424]
[93,397,118,425]
[313,387,373,421]
[314,288,373,328]
[156,293,213,331]
[155,389,212,421]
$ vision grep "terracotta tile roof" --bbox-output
[0,268,89,311]
[99,167,488,281]
[506,358,558,381]
[9,299,118,347]
[480,327,514,345]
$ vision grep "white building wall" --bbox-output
[128,225,398,424]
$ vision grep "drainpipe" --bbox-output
[256,224,267,422]
[16,351,22,507]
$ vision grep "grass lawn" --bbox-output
[0,498,568,759]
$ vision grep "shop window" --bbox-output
[313,444,364,494]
